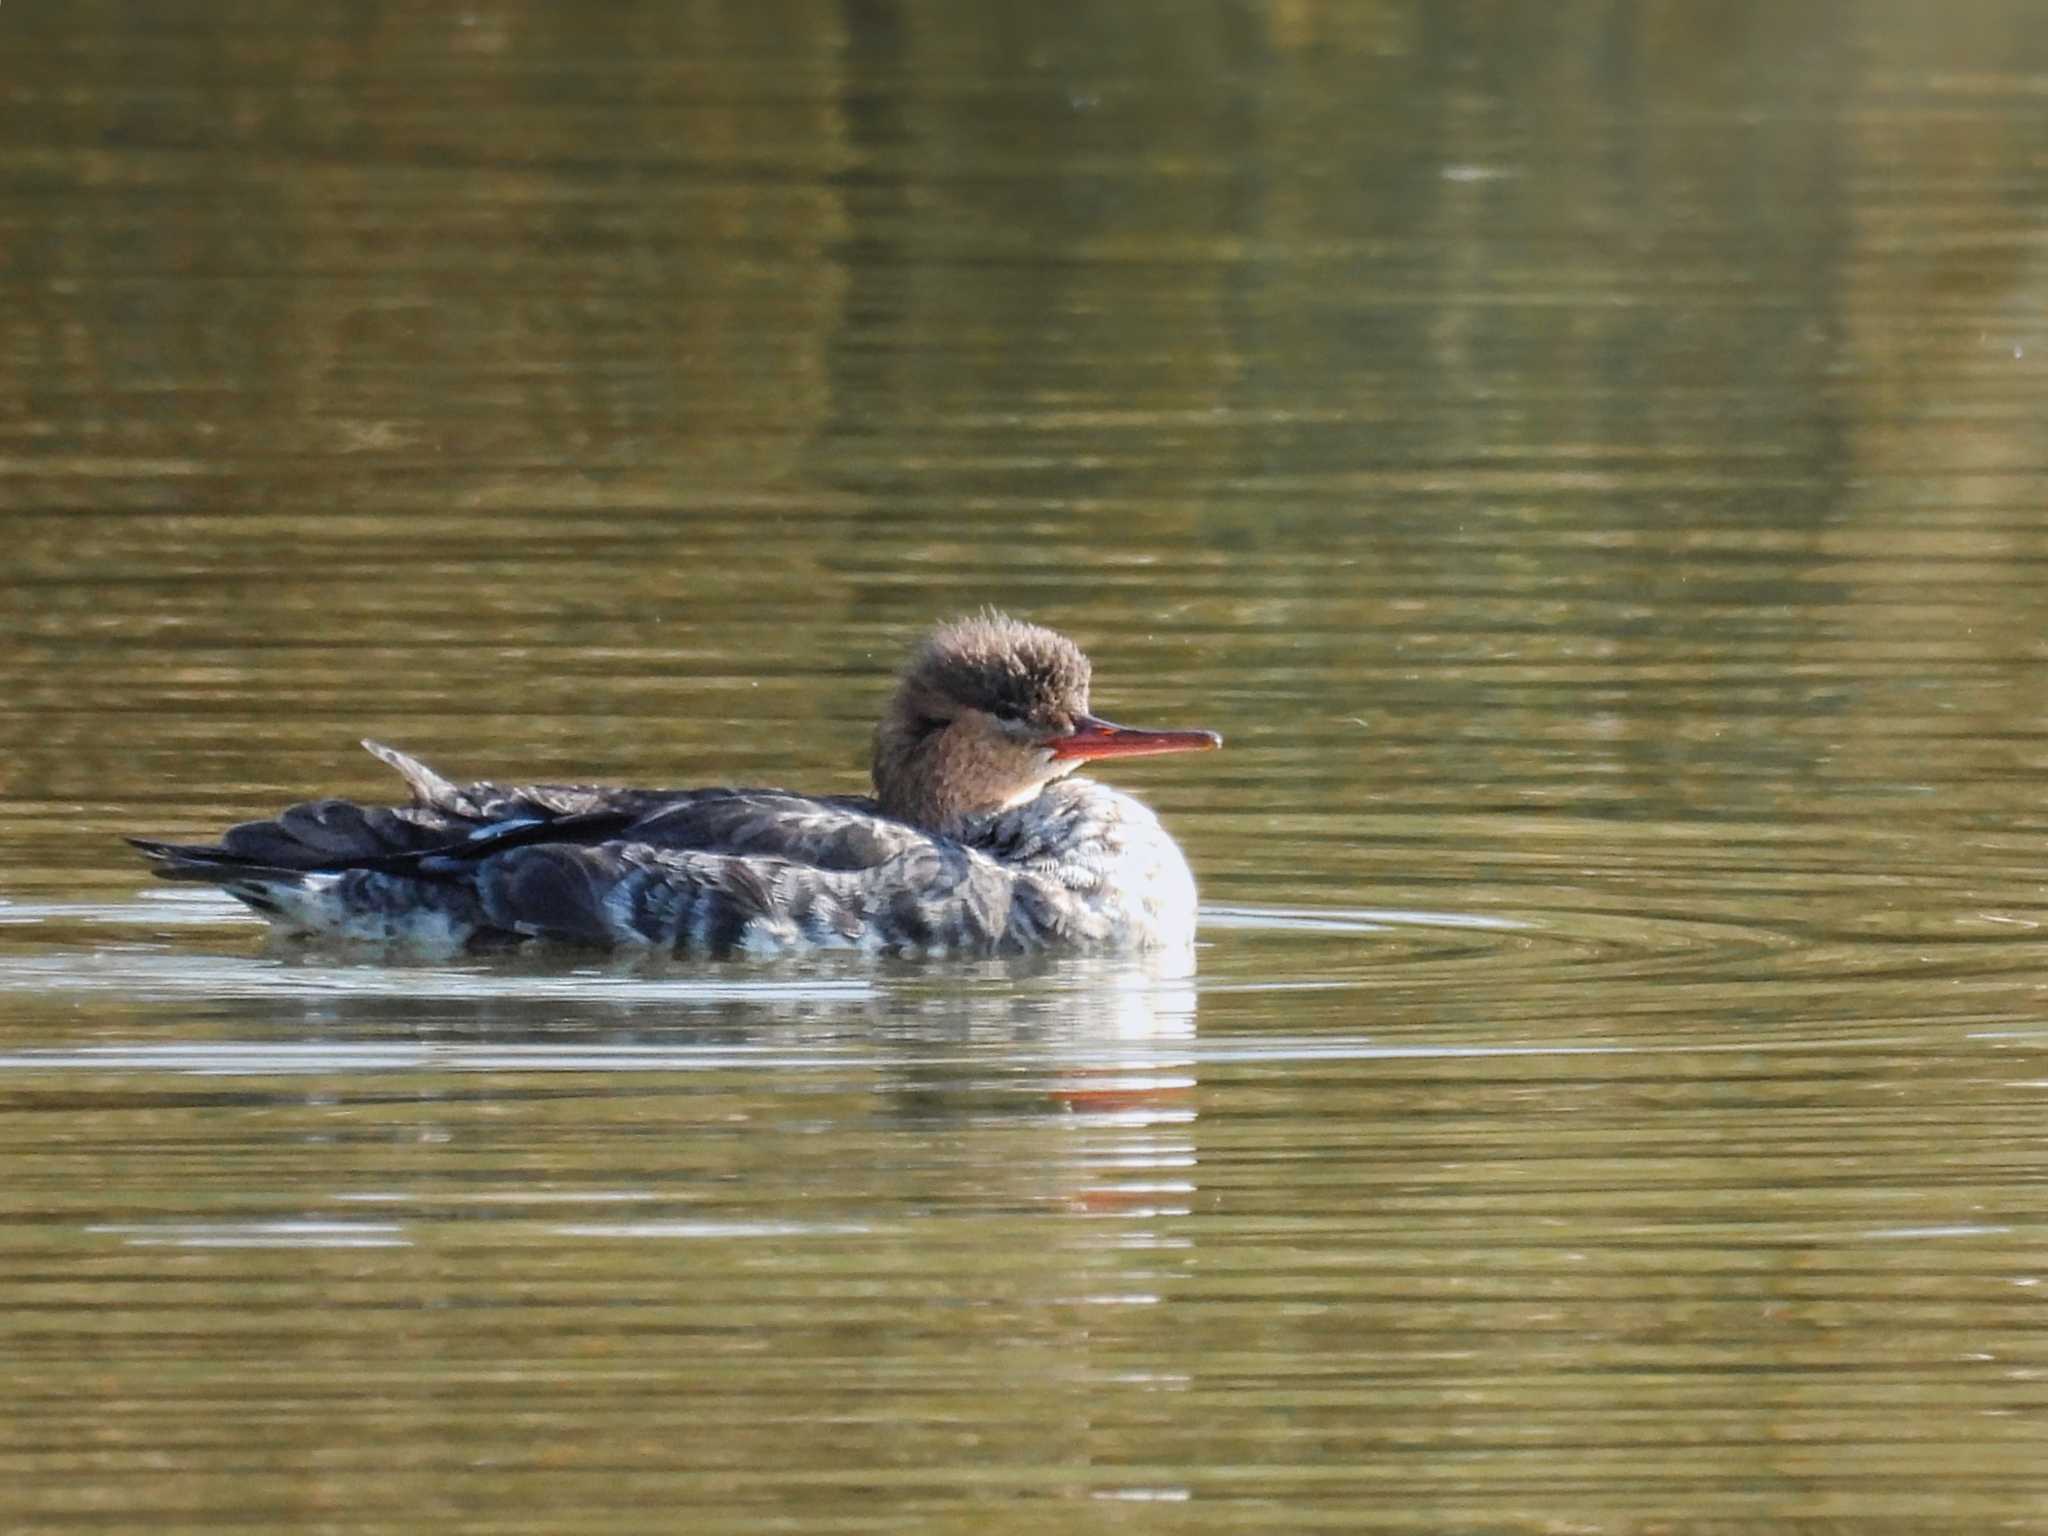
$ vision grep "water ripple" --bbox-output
[1,888,2030,1021]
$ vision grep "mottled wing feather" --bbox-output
[219,798,452,866]
[367,742,917,874]
[473,844,633,946]
[469,838,1016,956]
[129,744,1174,956]
[623,792,918,869]
[474,843,783,951]
[145,742,910,881]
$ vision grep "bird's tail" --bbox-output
[125,839,321,923]
[130,839,481,948]
[126,837,288,883]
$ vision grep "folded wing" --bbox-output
[129,741,1019,954]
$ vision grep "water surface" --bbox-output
[7,2,2048,1530]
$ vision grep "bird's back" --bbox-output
[130,743,1194,957]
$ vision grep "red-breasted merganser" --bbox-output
[129,614,1222,957]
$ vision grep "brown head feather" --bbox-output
[905,612,1090,728]
[872,613,1094,829]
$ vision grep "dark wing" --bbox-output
[620,791,925,870]
[469,839,1015,954]
[128,742,1026,954]
[131,740,928,883]
[131,741,643,879]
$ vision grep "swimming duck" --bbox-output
[129,613,1222,957]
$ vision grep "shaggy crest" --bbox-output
[870,611,1098,827]
[902,611,1092,730]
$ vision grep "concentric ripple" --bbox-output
[11,869,2046,1056]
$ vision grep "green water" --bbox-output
[6,2,2048,1530]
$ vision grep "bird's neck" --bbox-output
[874,720,1051,832]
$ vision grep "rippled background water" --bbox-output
[7,2,2048,1529]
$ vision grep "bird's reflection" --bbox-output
[5,941,1203,1256]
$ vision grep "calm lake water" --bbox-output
[7,2,2048,1529]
